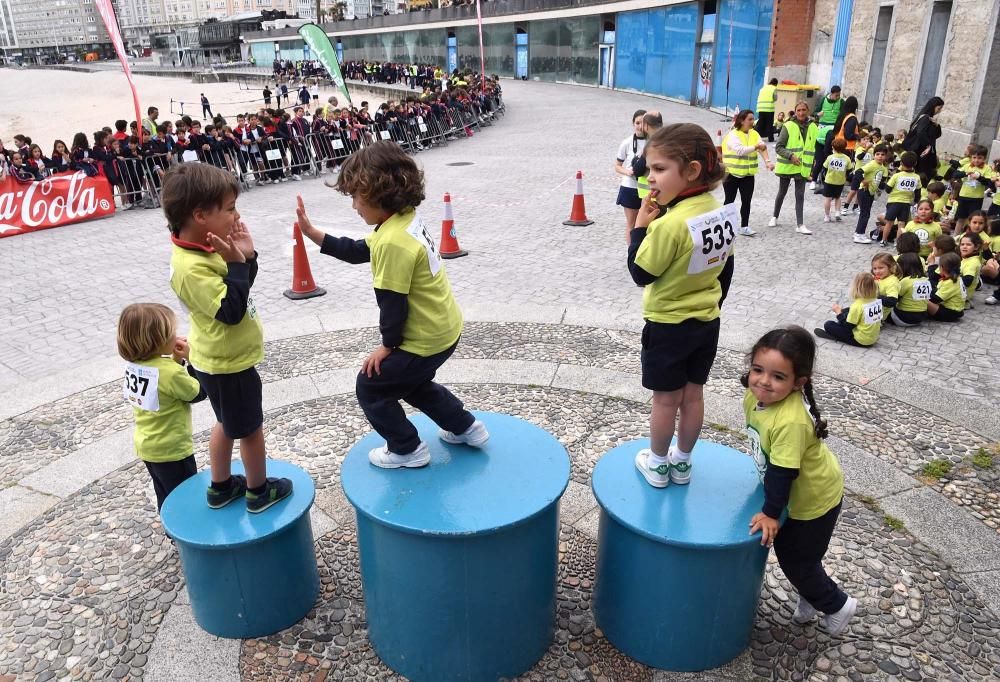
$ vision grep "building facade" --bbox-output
[0,0,18,64]
[9,0,113,64]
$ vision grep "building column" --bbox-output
[766,0,816,84]
[974,4,1000,152]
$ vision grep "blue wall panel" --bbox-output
[710,0,773,112]
[615,4,698,101]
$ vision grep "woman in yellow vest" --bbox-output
[723,109,775,237]
[754,78,779,142]
[769,101,819,235]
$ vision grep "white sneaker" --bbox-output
[985,296,998,305]
[808,181,816,190]
[792,597,819,624]
[291,174,302,181]
[634,449,670,488]
[279,177,288,183]
[667,446,691,485]
[796,225,813,235]
[839,207,849,216]
[853,234,872,244]
[823,215,831,223]
[439,419,490,447]
[368,441,431,469]
[739,226,756,236]
[767,217,777,227]
[852,207,859,214]
[822,596,858,636]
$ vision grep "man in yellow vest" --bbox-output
[754,78,779,142]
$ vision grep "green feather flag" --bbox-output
[298,23,352,107]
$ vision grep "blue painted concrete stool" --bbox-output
[341,411,570,682]
[591,439,768,672]
[160,459,319,639]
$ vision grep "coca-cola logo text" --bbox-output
[0,171,116,237]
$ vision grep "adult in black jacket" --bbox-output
[904,97,944,179]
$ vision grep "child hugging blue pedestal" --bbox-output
[160,459,319,639]
[592,439,770,672]
[341,411,570,682]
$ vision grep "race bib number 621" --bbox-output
[687,203,738,274]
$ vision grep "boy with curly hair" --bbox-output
[295,141,488,468]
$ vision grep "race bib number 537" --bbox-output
[123,363,160,412]
[687,203,738,274]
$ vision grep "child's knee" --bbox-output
[652,389,684,408]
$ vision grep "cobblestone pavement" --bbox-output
[3,323,1000,681]
[2,79,999,409]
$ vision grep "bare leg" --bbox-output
[676,382,705,453]
[650,388,683,456]
[823,197,832,218]
[209,423,235,485]
[239,427,267,489]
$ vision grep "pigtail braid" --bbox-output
[802,380,828,439]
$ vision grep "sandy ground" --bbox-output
[0,68,381,150]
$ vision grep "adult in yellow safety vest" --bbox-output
[754,78,779,143]
[723,109,774,236]
[770,101,818,235]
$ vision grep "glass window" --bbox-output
[615,4,698,101]
[528,16,599,85]
[710,0,773,112]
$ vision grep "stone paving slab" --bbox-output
[18,429,133,499]
[144,603,240,682]
[0,486,59,543]
[830,436,921,499]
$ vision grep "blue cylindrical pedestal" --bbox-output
[161,459,319,639]
[342,411,570,682]
[592,440,769,672]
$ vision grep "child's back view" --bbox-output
[163,163,293,513]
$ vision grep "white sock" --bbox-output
[670,446,691,462]
[647,451,669,467]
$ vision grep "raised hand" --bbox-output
[229,221,256,259]
[207,232,246,263]
[296,195,323,245]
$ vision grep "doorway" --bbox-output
[863,6,893,120]
[515,30,528,79]
[915,1,952,111]
[599,45,614,87]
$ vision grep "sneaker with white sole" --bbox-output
[808,181,816,190]
[439,419,490,447]
[839,207,849,216]
[767,217,778,227]
[739,226,756,236]
[291,174,302,181]
[986,296,998,305]
[823,215,831,223]
[796,225,813,235]
[667,446,692,484]
[368,441,431,469]
[822,596,857,636]
[853,234,872,244]
[634,449,670,488]
[792,597,819,624]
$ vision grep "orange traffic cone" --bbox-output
[439,192,468,259]
[283,222,327,300]
[563,170,594,226]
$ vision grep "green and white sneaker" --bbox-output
[667,447,692,485]
[246,477,294,514]
[206,474,247,509]
[635,449,670,488]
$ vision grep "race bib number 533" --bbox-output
[123,363,160,412]
[687,203,738,274]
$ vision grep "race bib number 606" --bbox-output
[687,203,738,274]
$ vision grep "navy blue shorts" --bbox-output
[885,202,911,223]
[617,186,641,210]
[955,196,985,220]
[194,366,263,439]
[641,318,720,392]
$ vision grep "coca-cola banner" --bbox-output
[0,172,117,238]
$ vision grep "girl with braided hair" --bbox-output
[742,326,857,637]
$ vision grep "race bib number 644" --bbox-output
[687,203,738,274]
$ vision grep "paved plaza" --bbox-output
[2,78,1000,681]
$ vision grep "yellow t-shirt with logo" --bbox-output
[170,246,264,374]
[860,160,887,196]
[886,171,921,205]
[958,163,996,200]
[961,255,982,291]
[822,152,853,186]
[903,221,941,258]
[366,209,462,357]
[127,356,202,463]
[635,193,734,324]
[935,278,966,312]
[876,275,900,319]
[743,390,844,521]
[846,297,881,345]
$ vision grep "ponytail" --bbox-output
[802,380,828,439]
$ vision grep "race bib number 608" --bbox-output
[686,203,738,274]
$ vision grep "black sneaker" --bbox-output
[207,474,247,509]
[246,477,294,514]
[813,327,835,341]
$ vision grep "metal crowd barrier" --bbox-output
[88,95,504,211]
